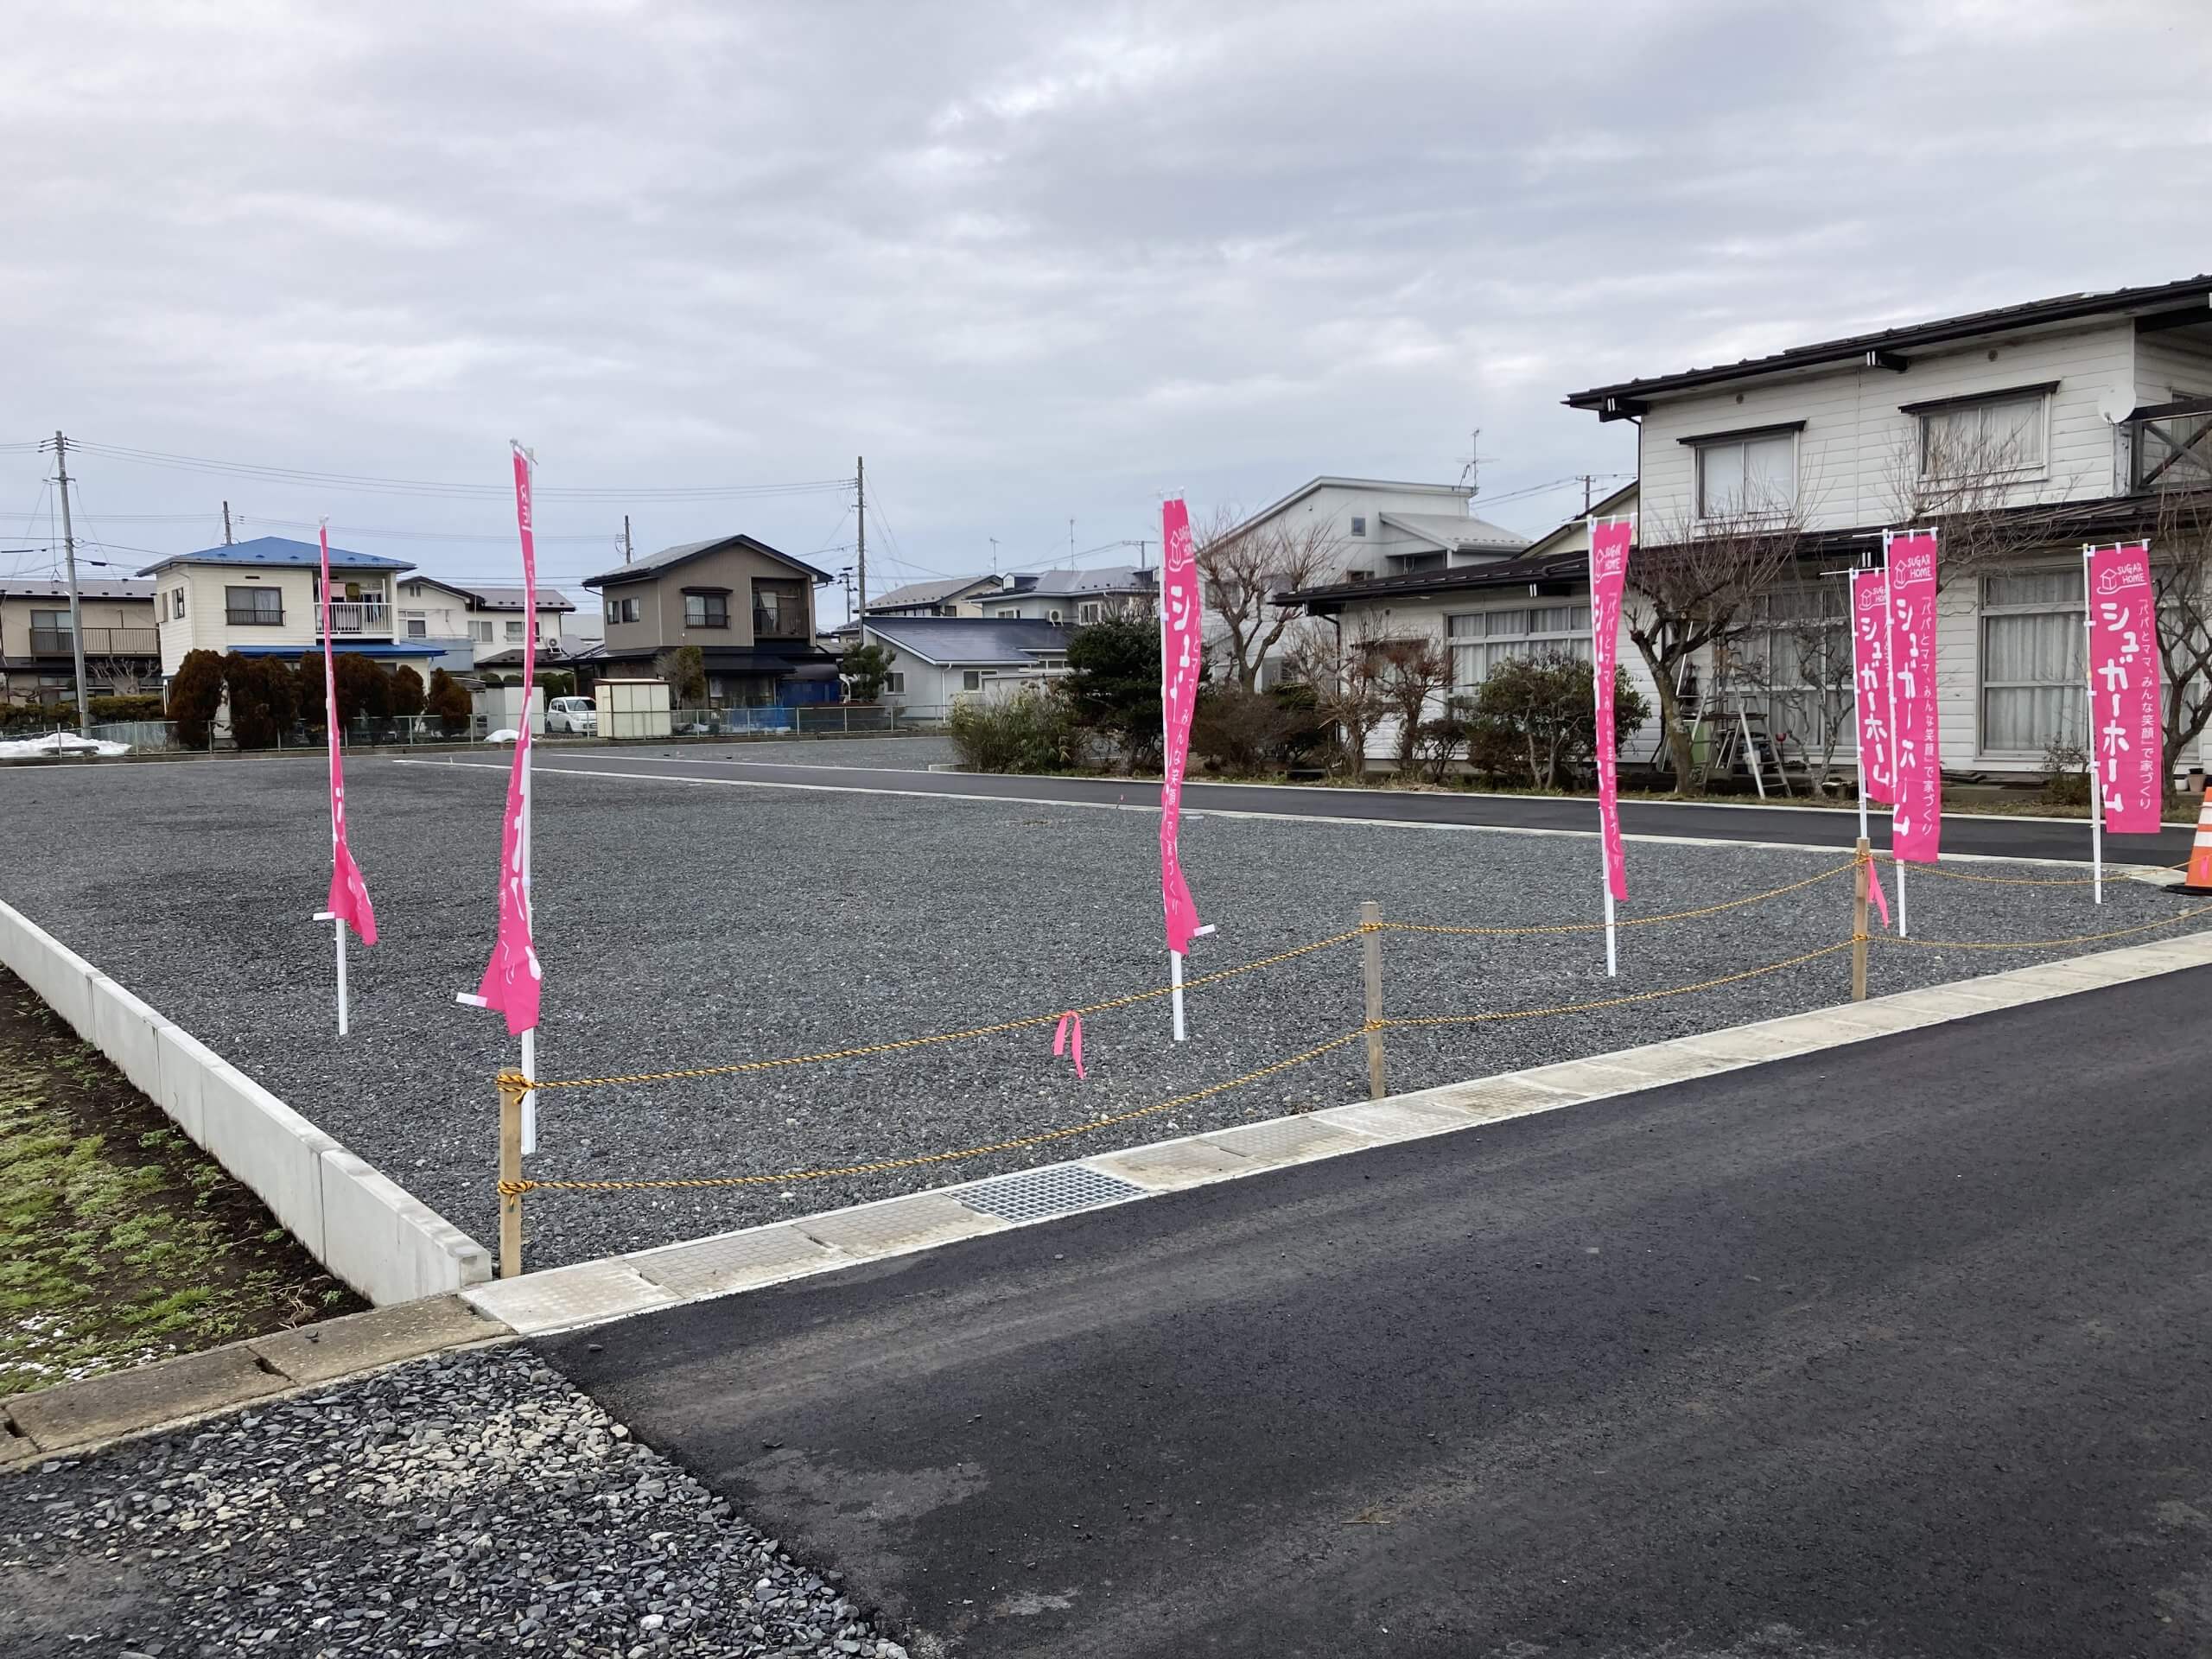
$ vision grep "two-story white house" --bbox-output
[137,536,442,690]
[1289,278,2212,779]
[867,575,1008,618]
[974,566,1159,624]
[1216,476,1529,690]
[390,576,575,676]
[1566,275,2212,779]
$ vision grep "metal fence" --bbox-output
[664,704,940,736]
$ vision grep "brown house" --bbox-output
[0,578,161,703]
[582,534,838,707]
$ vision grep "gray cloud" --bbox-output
[3,0,2207,597]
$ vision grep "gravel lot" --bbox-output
[0,750,2196,1269]
[0,1346,906,1659]
[589,735,955,771]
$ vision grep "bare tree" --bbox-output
[1373,636,1457,776]
[1883,420,2072,589]
[1195,512,1343,690]
[1630,505,1804,794]
[1286,621,1388,778]
[2150,488,2212,787]
[1742,570,1856,793]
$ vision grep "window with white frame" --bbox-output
[885,671,906,695]
[1743,583,1851,753]
[1078,602,1100,623]
[1919,391,2048,479]
[471,620,494,642]
[405,616,428,639]
[170,588,186,620]
[1446,604,1592,690]
[1695,430,1797,518]
[961,670,982,692]
[1350,515,1367,537]
[1980,566,2084,753]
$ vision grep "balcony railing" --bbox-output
[27,626,160,656]
[2129,397,2212,492]
[321,600,391,635]
[753,608,809,639]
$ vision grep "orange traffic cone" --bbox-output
[2181,789,2212,894]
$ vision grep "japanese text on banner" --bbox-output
[1589,518,1631,902]
[1885,531,1942,863]
[1850,569,1894,806]
[2086,540,2163,834]
[1158,497,1205,956]
[318,524,377,944]
[474,448,543,1035]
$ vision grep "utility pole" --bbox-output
[622,513,632,564]
[1068,518,1075,562]
[1581,474,1595,513]
[222,499,233,545]
[854,455,867,645]
[988,537,999,576]
[48,432,90,736]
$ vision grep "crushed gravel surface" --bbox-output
[0,753,2197,1269]
[0,1346,907,1659]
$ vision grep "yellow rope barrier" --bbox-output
[521,928,1365,1091]
[499,937,1858,1197]
[499,1030,1368,1194]
[1373,939,1858,1030]
[1373,861,1859,938]
[1869,903,2212,951]
[1872,853,2190,887]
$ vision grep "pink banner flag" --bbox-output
[1158,497,1205,957]
[318,524,377,945]
[1849,569,1895,805]
[1885,530,1942,863]
[2087,540,2163,834]
[474,448,542,1036]
[1589,518,1632,901]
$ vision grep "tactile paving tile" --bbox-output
[1670,1023,1821,1061]
[1576,1044,1735,1086]
[463,1259,680,1337]
[1512,1059,1656,1098]
[628,1224,846,1299]
[1422,1074,1598,1119]
[1200,1115,1380,1167]
[1312,1100,1467,1145]
[957,1163,1146,1224]
[1087,1139,1256,1191]
[798,1192,1006,1258]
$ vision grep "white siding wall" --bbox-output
[1240,482,1479,585]
[1637,321,2139,533]
[1332,591,1669,768]
[2134,331,2212,404]
[153,567,401,676]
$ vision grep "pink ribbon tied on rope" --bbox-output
[1052,1012,1085,1080]
[1866,856,1892,931]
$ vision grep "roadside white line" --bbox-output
[390,756,2136,870]
[607,750,2149,830]
[461,927,2212,1338]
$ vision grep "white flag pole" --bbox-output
[1881,530,1908,938]
[2083,543,2103,906]
[318,518,348,1036]
[1589,515,1619,977]
[515,443,539,1151]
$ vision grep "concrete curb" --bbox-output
[461,928,2212,1338]
[0,895,492,1305]
[0,1295,515,1470]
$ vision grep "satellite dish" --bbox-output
[2097,385,2135,424]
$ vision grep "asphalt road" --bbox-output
[535,749,2197,865]
[547,966,2212,1659]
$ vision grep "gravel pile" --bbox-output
[0,1347,907,1659]
[0,755,2196,1268]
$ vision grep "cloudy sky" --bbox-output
[3,1,2207,614]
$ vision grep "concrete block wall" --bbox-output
[0,897,490,1304]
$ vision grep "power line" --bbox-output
[64,439,855,503]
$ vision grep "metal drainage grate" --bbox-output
[958,1163,1146,1224]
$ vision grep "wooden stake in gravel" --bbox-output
[1852,837,1871,1002]
[499,1074,524,1278]
[1362,900,1388,1100]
